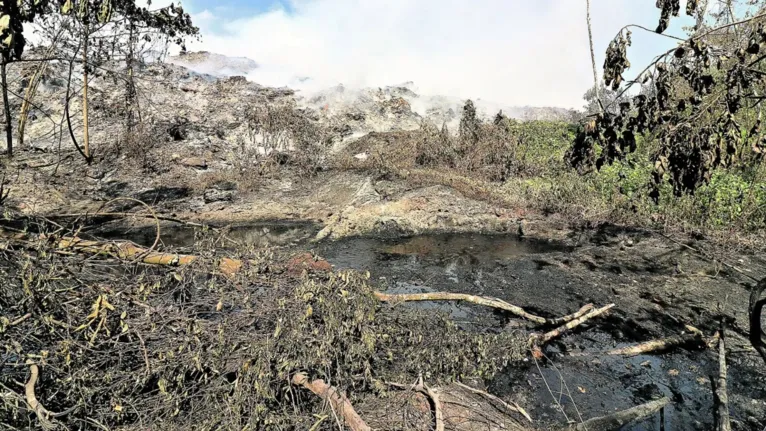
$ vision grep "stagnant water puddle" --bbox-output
[98,222,764,430]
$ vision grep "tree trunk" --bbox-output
[585,0,601,112]
[82,22,91,162]
[126,22,136,132]
[2,60,13,157]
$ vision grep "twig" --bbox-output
[571,397,670,431]
[532,304,615,345]
[715,327,732,431]
[454,381,532,423]
[375,291,594,326]
[8,313,32,327]
[308,415,328,431]
[291,372,371,431]
[134,330,151,374]
[532,353,571,423]
[586,0,602,112]
[653,230,758,282]
[58,211,207,229]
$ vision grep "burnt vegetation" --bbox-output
[568,0,766,203]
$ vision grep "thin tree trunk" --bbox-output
[82,22,91,162]
[126,22,136,132]
[19,26,64,148]
[586,0,601,112]
[2,60,13,157]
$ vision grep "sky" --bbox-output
[159,0,699,109]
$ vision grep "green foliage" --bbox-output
[570,0,766,203]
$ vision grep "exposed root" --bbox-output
[291,372,371,431]
[454,381,533,423]
[374,291,594,326]
[606,333,706,356]
[715,328,731,431]
[570,397,669,431]
[531,304,615,347]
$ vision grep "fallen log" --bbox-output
[291,372,371,431]
[606,333,706,356]
[570,397,669,431]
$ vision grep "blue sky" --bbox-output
[185,0,292,20]
[174,0,699,108]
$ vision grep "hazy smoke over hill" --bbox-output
[178,0,680,109]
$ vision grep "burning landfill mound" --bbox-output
[165,52,578,147]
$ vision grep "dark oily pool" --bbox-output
[316,233,764,431]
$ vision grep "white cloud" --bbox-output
[186,0,684,108]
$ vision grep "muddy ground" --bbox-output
[93,215,766,430]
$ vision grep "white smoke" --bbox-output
[180,0,691,109]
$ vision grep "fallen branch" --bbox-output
[4,230,601,338]
[571,397,669,431]
[454,381,533,423]
[24,360,76,430]
[54,236,243,276]
[715,328,731,431]
[425,385,445,431]
[374,291,594,326]
[606,333,706,356]
[380,377,445,431]
[748,279,766,365]
[291,372,371,431]
[532,304,615,346]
